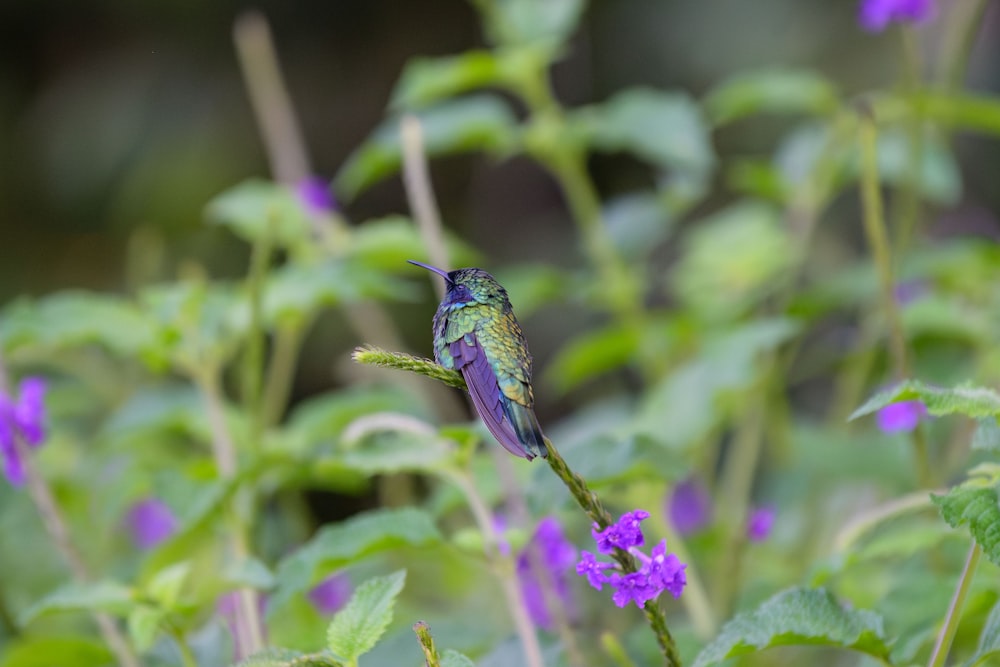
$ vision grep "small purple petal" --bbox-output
[576,551,615,591]
[127,498,178,549]
[493,514,511,556]
[296,176,337,216]
[308,574,352,615]
[13,377,47,447]
[877,400,926,433]
[592,509,649,554]
[645,540,687,598]
[747,506,776,542]
[610,572,657,609]
[0,422,25,486]
[858,0,935,32]
[516,517,577,630]
[667,477,713,535]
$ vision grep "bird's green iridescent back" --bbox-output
[432,280,534,409]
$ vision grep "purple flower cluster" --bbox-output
[0,377,48,486]
[858,0,936,32]
[296,176,337,216]
[668,477,713,535]
[308,573,352,615]
[516,517,578,630]
[576,510,686,609]
[746,506,776,542]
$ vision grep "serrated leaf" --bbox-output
[967,599,1000,666]
[20,581,135,624]
[326,570,406,662]
[705,68,839,125]
[572,88,714,176]
[272,509,439,612]
[205,179,311,248]
[336,96,517,200]
[146,561,191,609]
[441,649,477,667]
[932,486,1000,566]
[851,380,1000,421]
[127,605,163,652]
[234,648,342,667]
[973,418,1000,452]
[691,588,891,667]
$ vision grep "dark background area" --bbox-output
[1,0,998,381]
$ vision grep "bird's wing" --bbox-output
[449,334,533,459]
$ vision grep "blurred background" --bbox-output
[2,0,999,396]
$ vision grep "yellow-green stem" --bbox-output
[927,542,982,667]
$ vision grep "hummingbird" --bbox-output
[408,260,547,460]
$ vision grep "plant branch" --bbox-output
[401,116,451,287]
[927,542,981,667]
[413,621,442,667]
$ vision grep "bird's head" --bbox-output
[408,261,507,307]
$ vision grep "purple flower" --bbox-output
[576,510,687,609]
[296,176,337,216]
[877,400,926,433]
[667,477,712,535]
[858,0,936,32]
[747,506,776,542]
[126,498,178,549]
[308,573,352,615]
[516,517,577,630]
[592,509,649,554]
[0,377,48,486]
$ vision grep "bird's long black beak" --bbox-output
[407,259,453,284]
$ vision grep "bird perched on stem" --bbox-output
[408,260,546,460]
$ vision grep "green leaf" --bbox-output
[671,201,797,320]
[967,599,1000,666]
[336,95,517,200]
[341,429,455,475]
[545,323,641,394]
[932,485,1000,566]
[145,561,191,609]
[234,649,342,667]
[896,91,1000,138]
[0,292,156,359]
[603,192,677,260]
[127,605,164,652]
[441,649,477,667]
[491,264,565,319]
[349,216,479,272]
[974,418,1000,452]
[223,557,277,591]
[20,581,135,624]
[850,380,1000,421]
[0,637,112,667]
[326,570,406,662]
[272,509,439,612]
[691,588,891,667]
[205,179,312,248]
[572,88,714,176]
[705,68,839,125]
[392,51,504,109]
[480,0,585,47]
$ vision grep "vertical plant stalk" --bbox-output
[857,109,931,488]
[927,542,981,667]
[940,0,991,92]
[0,356,142,667]
[660,517,715,639]
[195,369,265,657]
[401,116,451,282]
[490,450,586,667]
[413,621,442,667]
[443,469,546,667]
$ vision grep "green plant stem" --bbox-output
[0,354,143,667]
[166,622,198,667]
[832,490,938,553]
[927,542,982,667]
[661,516,715,639]
[243,228,273,448]
[941,0,991,92]
[444,469,545,667]
[194,368,265,657]
[857,110,931,488]
[892,28,925,259]
[413,621,441,667]
[262,321,307,427]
